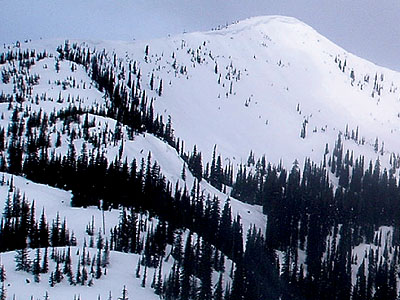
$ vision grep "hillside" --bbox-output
[93,15,400,167]
[4,16,400,167]
[1,15,400,300]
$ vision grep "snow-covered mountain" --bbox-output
[102,16,400,164]
[55,15,400,169]
[4,16,400,168]
[1,15,400,300]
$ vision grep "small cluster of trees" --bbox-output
[0,182,73,253]
[12,236,110,289]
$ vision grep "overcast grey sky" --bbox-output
[1,0,400,70]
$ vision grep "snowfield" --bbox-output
[87,15,400,169]
[2,14,400,299]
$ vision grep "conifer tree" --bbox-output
[388,263,397,300]
[54,260,63,283]
[95,250,102,279]
[41,247,49,273]
[0,265,5,283]
[120,285,128,300]
[90,256,96,275]
[39,209,49,248]
[172,231,183,264]
[213,273,224,300]
[28,201,38,248]
[198,239,213,300]
[141,265,147,288]
[102,239,110,268]
[15,248,30,272]
[81,265,88,286]
[180,233,193,300]
[63,247,72,275]
[75,258,82,285]
[230,262,245,300]
[154,261,163,296]
[0,282,5,300]
[49,272,55,287]
[32,248,41,283]
[135,258,141,278]
[3,193,12,220]
[97,231,104,250]
[88,276,94,287]
[158,79,163,97]
[149,73,154,90]
[181,163,186,181]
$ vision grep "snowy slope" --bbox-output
[0,173,152,300]
[1,247,160,300]
[89,15,400,168]
[3,16,400,170]
[2,15,400,299]
[0,172,239,300]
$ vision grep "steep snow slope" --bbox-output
[95,15,400,168]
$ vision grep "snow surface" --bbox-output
[0,172,239,300]
[4,15,400,170]
[2,15,400,299]
[11,15,395,172]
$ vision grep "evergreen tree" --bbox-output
[172,231,183,264]
[353,259,367,300]
[41,247,49,273]
[0,264,5,282]
[95,250,102,279]
[180,233,193,300]
[54,260,63,283]
[49,272,55,287]
[81,265,88,286]
[141,265,147,288]
[102,239,110,268]
[213,272,224,300]
[149,73,154,90]
[120,285,128,300]
[135,258,141,278]
[75,258,82,285]
[198,239,213,300]
[0,282,5,300]
[158,79,163,97]
[32,248,41,283]
[181,163,186,181]
[154,261,163,296]
[230,262,245,300]
[15,248,30,272]
[38,209,49,248]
